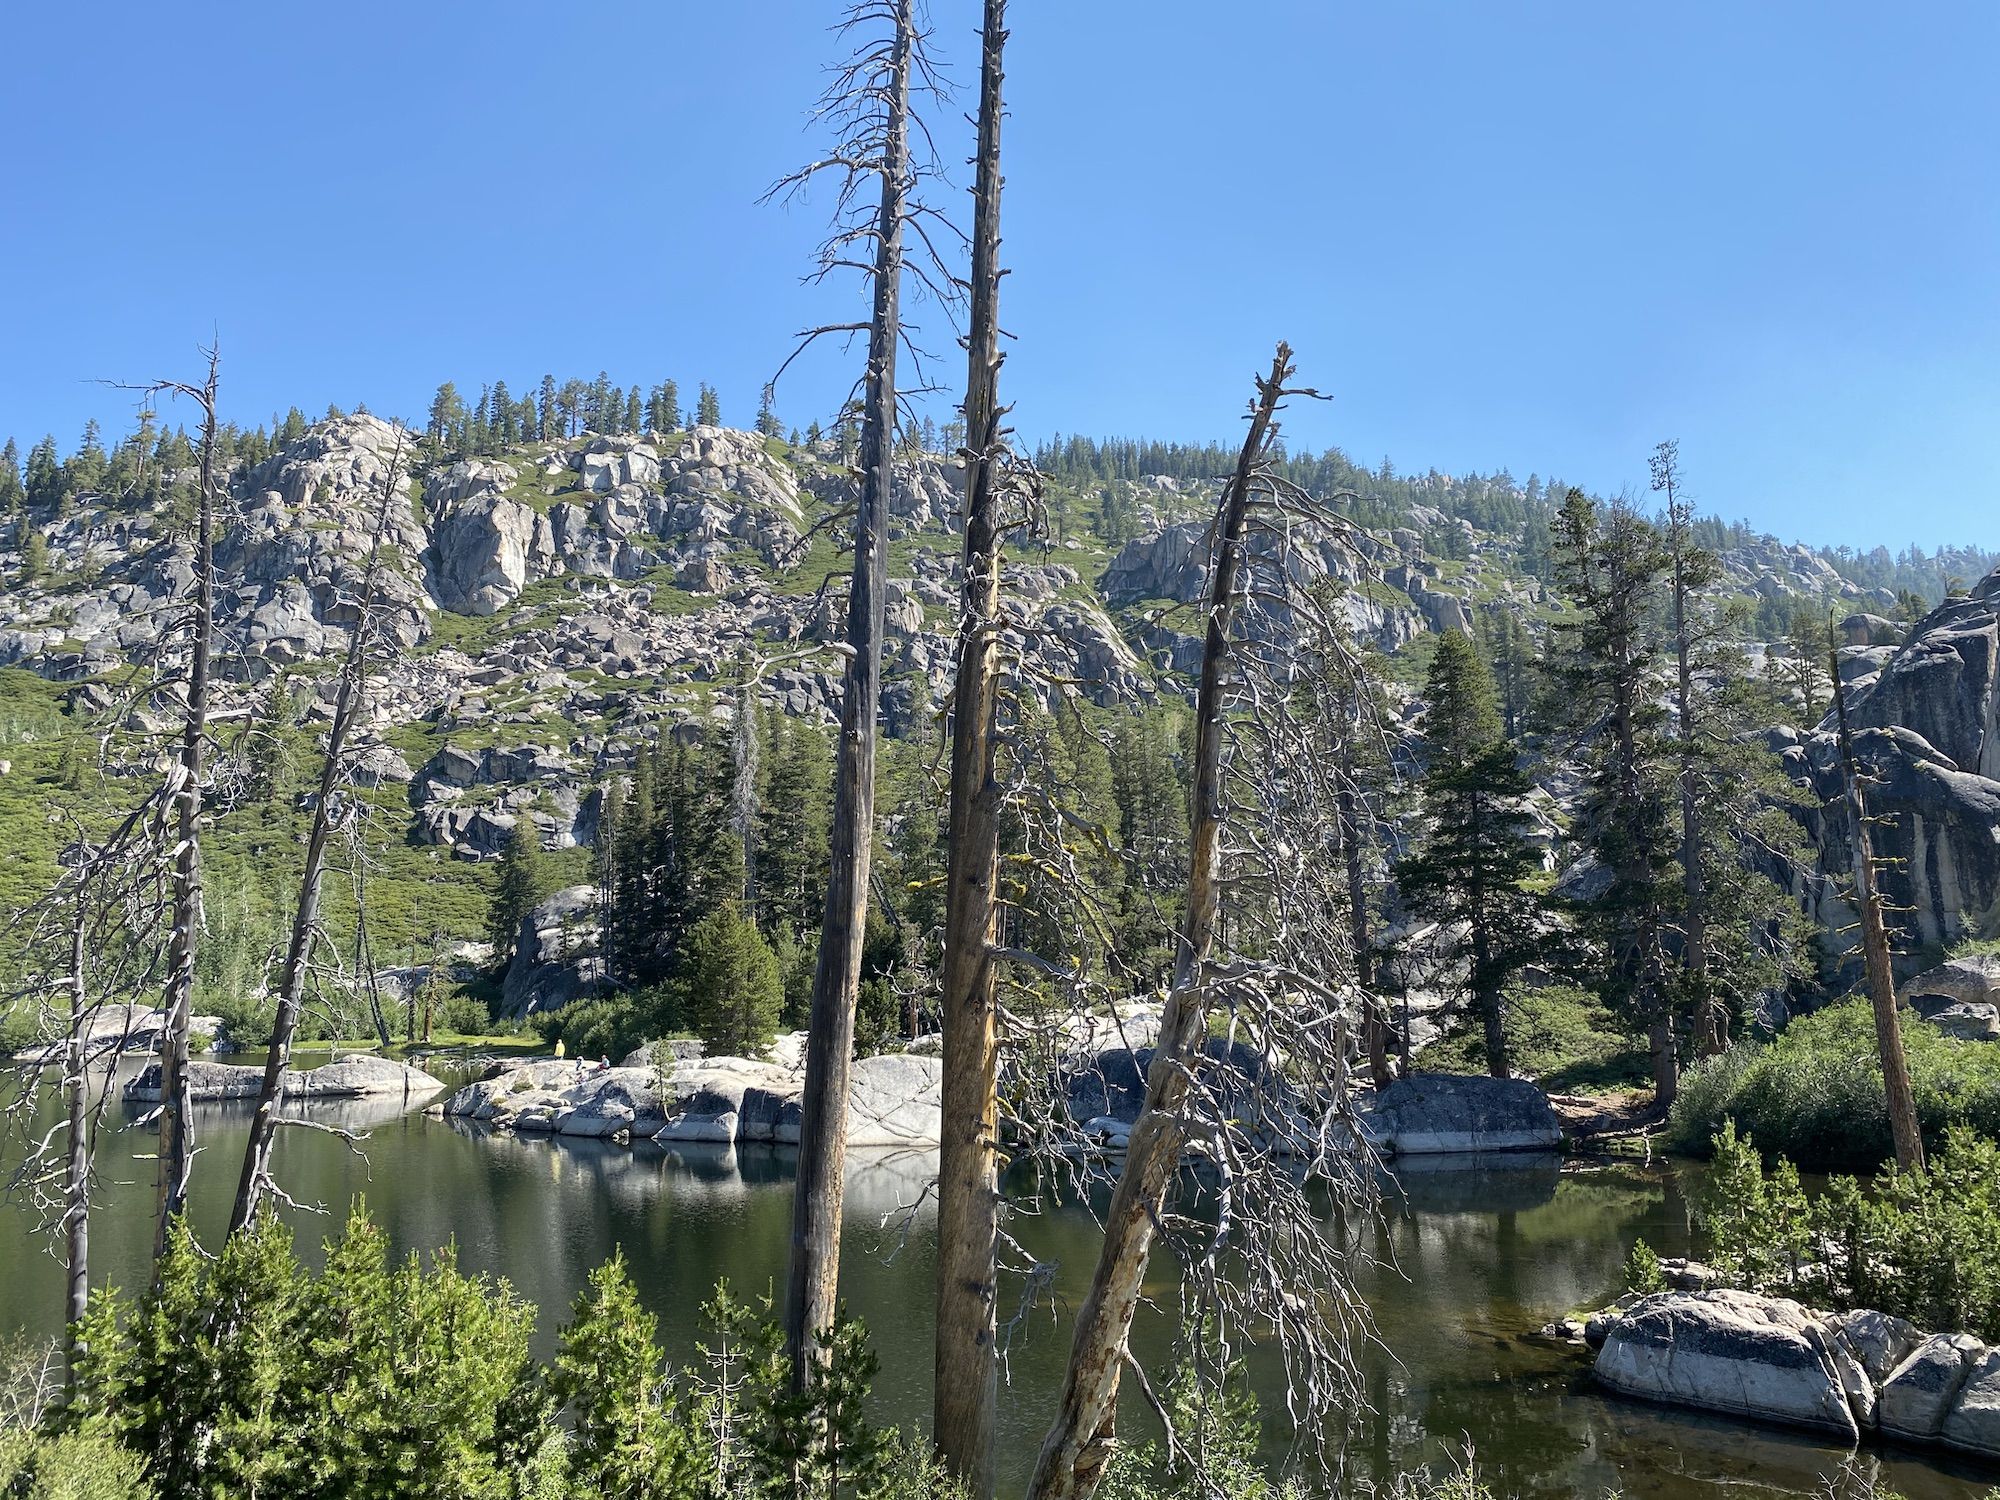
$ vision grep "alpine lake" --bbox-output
[2,1051,1992,1500]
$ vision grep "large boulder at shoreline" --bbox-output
[1593,1290,1860,1440]
[13,1003,222,1065]
[124,1054,442,1104]
[1358,1074,1562,1155]
[448,1050,945,1148]
[1059,1036,1273,1128]
[1944,1347,2000,1458]
[845,1053,945,1147]
[1821,1307,1924,1427]
[652,1058,799,1144]
[1878,1331,1987,1441]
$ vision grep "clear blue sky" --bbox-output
[2,2,1993,551]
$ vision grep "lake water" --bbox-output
[2,1054,1993,1499]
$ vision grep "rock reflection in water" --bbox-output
[0,1066,1990,1499]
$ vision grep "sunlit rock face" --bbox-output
[1774,566,2000,968]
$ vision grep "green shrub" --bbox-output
[1688,1124,2000,1341]
[0,1005,44,1056]
[47,1207,959,1500]
[437,992,492,1036]
[1669,997,2000,1171]
[1623,1238,1666,1295]
[0,1419,155,1499]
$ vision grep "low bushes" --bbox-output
[1687,1121,2000,1342]
[1668,997,2000,1171]
[37,1207,953,1500]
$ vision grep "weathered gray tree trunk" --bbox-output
[62,894,91,1387]
[1026,346,1294,1500]
[1831,646,1925,1174]
[228,430,405,1237]
[933,4,1010,1490]
[154,349,220,1262]
[784,0,913,1383]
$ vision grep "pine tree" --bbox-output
[1550,489,1682,1103]
[19,526,50,583]
[489,379,515,445]
[1108,708,1189,986]
[487,819,549,964]
[537,375,559,441]
[427,382,466,451]
[552,1254,711,1497]
[755,384,783,439]
[1395,631,1549,1078]
[755,715,833,939]
[625,385,644,437]
[661,378,682,432]
[24,435,62,510]
[683,902,784,1057]
[0,437,22,513]
[63,418,107,501]
[696,383,722,428]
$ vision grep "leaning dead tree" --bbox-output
[1026,345,1380,1500]
[932,2,1017,1490]
[228,426,409,1236]
[770,0,952,1381]
[1828,628,1925,1174]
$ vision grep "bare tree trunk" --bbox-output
[785,0,913,1383]
[229,430,405,1237]
[1831,647,1925,1174]
[933,5,1010,1489]
[62,896,91,1388]
[1026,346,1293,1500]
[155,348,220,1262]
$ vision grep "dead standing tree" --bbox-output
[1828,629,1925,1174]
[228,425,409,1236]
[768,0,954,1382]
[1026,345,1380,1500]
[121,348,223,1262]
[933,1,1018,1489]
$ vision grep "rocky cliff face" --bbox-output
[1778,568,2000,962]
[0,414,1975,924]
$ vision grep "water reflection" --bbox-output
[0,1063,1989,1498]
